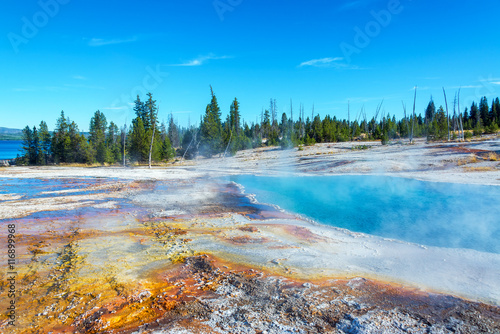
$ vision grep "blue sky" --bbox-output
[1,0,500,131]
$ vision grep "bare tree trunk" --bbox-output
[402,101,409,141]
[122,123,127,167]
[348,101,351,142]
[443,87,450,141]
[148,121,155,169]
[363,108,368,134]
[458,88,464,141]
[453,93,458,139]
[223,130,232,159]
[410,87,416,143]
[352,106,362,140]
[182,129,198,163]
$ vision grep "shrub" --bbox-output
[488,152,498,161]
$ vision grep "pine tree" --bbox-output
[129,117,148,162]
[32,126,43,165]
[490,100,498,125]
[89,110,108,163]
[53,111,70,163]
[479,96,490,127]
[69,120,93,164]
[67,121,80,163]
[312,115,323,143]
[133,95,149,130]
[160,121,175,160]
[200,86,223,157]
[168,113,180,148]
[470,102,480,130]
[21,126,33,164]
[425,98,436,132]
[229,98,241,134]
[38,120,51,164]
[107,122,121,163]
[144,92,160,167]
[495,98,500,126]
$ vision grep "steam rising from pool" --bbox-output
[230,175,500,254]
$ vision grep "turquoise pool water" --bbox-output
[230,175,500,254]
[0,140,23,160]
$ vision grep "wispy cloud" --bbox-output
[409,85,486,92]
[170,54,231,67]
[87,36,138,47]
[73,75,87,80]
[479,77,500,82]
[299,57,361,69]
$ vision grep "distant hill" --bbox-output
[0,127,23,140]
[0,127,22,134]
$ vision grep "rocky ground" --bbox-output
[0,137,499,333]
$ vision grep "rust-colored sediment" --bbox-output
[1,177,499,333]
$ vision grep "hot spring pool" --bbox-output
[230,175,500,254]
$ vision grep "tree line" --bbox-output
[18,87,500,165]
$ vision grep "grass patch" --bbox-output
[457,154,479,166]
[469,154,478,163]
[487,152,499,161]
[464,166,495,172]
[352,145,371,150]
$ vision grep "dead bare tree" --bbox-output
[148,103,158,169]
[411,87,417,144]
[371,99,384,139]
[122,121,127,166]
[374,99,384,122]
[181,128,199,163]
[402,101,409,141]
[363,107,368,134]
[453,93,458,139]
[443,87,450,141]
[352,106,363,140]
[148,122,155,168]
[348,101,351,141]
[299,103,305,138]
[458,88,464,141]
[223,130,232,159]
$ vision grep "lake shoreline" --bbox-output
[1,138,499,333]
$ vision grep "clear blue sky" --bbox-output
[1,0,500,131]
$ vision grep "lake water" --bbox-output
[0,140,23,160]
[230,175,500,254]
